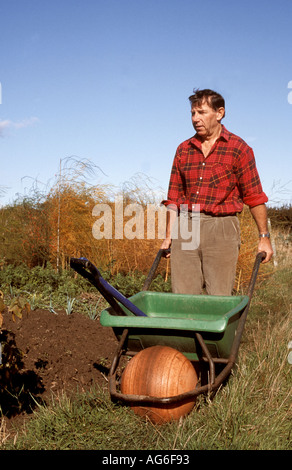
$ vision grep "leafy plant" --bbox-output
[8,297,31,322]
[65,295,75,315]
[84,299,102,320]
[47,295,58,315]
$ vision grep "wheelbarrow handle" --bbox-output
[70,257,147,317]
[227,250,266,363]
[142,248,170,291]
[247,251,266,298]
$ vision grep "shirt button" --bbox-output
[196,191,199,194]
[202,162,206,166]
[200,177,203,180]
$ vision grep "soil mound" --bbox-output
[1,308,117,426]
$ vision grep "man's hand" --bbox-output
[160,238,172,257]
[160,208,177,258]
[258,237,273,263]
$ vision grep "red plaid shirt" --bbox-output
[162,125,268,215]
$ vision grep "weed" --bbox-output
[65,295,75,315]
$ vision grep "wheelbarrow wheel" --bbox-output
[120,345,198,424]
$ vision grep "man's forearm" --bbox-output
[250,204,269,233]
[250,204,273,263]
[165,208,177,238]
[160,208,177,253]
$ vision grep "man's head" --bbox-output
[189,89,225,118]
[189,89,225,138]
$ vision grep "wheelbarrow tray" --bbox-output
[100,292,249,361]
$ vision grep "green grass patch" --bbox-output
[1,265,291,450]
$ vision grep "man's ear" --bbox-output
[217,107,225,121]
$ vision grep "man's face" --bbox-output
[191,99,224,139]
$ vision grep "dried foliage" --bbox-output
[0,158,286,291]
[267,204,292,230]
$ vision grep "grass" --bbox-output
[1,263,291,451]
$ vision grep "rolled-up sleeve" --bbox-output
[161,148,186,210]
[236,145,268,208]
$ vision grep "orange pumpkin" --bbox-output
[120,345,198,424]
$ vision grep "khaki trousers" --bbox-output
[170,212,241,296]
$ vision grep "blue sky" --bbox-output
[1,0,292,207]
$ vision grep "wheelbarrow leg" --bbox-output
[109,329,129,401]
[195,332,215,386]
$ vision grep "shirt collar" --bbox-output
[189,124,230,147]
[220,125,230,142]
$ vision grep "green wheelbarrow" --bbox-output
[70,250,266,406]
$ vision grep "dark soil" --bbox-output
[0,307,118,431]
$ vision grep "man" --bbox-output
[161,88,273,296]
